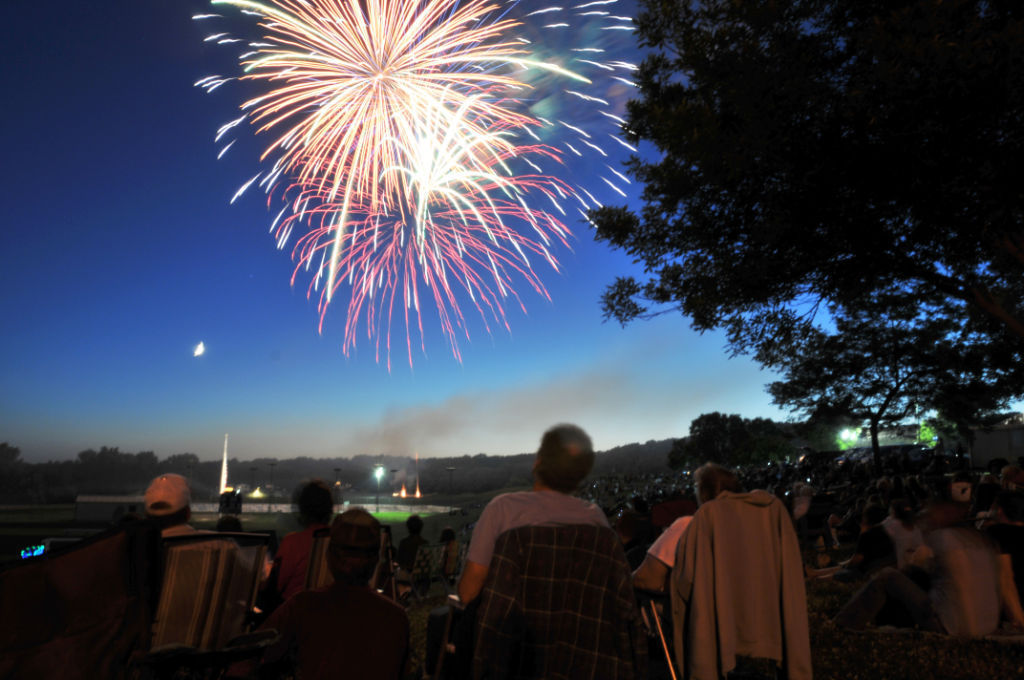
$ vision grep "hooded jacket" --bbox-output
[670,490,811,680]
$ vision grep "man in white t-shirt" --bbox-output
[457,424,608,604]
[632,463,739,591]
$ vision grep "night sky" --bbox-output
[0,0,786,463]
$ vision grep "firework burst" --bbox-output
[196,0,634,365]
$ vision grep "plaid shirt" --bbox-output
[472,524,647,680]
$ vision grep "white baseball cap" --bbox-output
[145,473,191,516]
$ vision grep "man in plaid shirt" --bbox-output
[458,423,610,605]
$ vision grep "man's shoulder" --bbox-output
[358,587,410,629]
[483,490,535,507]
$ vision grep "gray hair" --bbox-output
[534,424,595,493]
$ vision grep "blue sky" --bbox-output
[0,0,787,463]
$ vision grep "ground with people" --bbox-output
[397,547,1024,680]
[5,453,1024,680]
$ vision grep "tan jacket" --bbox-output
[671,490,811,680]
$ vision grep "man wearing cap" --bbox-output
[246,508,409,680]
[145,473,201,537]
[457,423,609,605]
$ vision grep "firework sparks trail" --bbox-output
[196,0,635,365]
[278,93,575,368]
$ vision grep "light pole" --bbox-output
[268,462,277,495]
[374,465,385,513]
[446,466,456,514]
[250,467,257,492]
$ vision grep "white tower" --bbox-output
[219,433,229,494]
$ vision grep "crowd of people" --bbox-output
[36,433,1024,680]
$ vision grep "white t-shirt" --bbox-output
[466,490,609,567]
[646,515,693,568]
[927,527,1000,636]
[881,516,923,569]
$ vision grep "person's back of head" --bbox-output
[1001,465,1024,490]
[862,503,888,528]
[888,498,915,527]
[439,526,456,544]
[993,490,1024,524]
[949,471,973,504]
[145,473,192,530]
[533,423,595,493]
[328,508,381,585]
[295,479,334,527]
[406,514,424,536]
[693,462,741,505]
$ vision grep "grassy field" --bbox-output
[0,497,490,563]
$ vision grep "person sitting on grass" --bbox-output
[882,498,923,570]
[806,503,895,582]
[985,491,1024,624]
[439,526,459,585]
[834,501,1023,636]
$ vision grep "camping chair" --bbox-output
[472,524,647,680]
[439,541,463,595]
[0,521,161,680]
[409,544,439,599]
[303,527,333,591]
[670,491,811,680]
[142,532,274,679]
[635,588,676,680]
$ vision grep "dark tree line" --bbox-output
[0,438,676,505]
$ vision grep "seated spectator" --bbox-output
[457,423,607,605]
[986,491,1024,624]
[881,498,923,570]
[632,514,691,591]
[829,497,867,544]
[972,478,1002,526]
[632,463,739,592]
[145,473,202,537]
[670,462,811,680]
[439,526,459,584]
[807,504,894,581]
[275,480,334,602]
[238,509,409,680]
[791,483,815,521]
[614,509,649,571]
[834,501,1018,636]
[949,470,973,505]
[396,514,427,573]
[1001,465,1024,491]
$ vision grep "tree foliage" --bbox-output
[764,301,1020,467]
[670,412,795,469]
[589,0,1024,403]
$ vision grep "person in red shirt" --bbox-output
[274,479,334,601]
